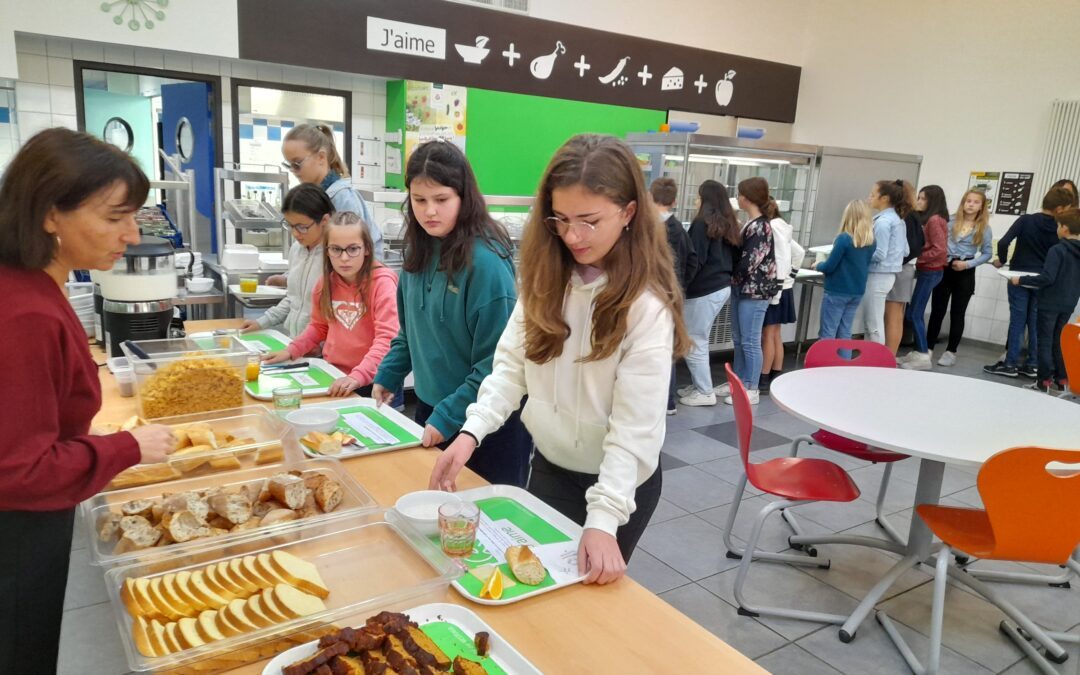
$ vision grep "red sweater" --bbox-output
[0,267,140,511]
[917,215,949,271]
[287,266,399,386]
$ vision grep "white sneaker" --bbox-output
[679,390,717,406]
[667,407,677,416]
[724,389,760,405]
[676,384,697,398]
[937,351,957,367]
[901,351,933,371]
[713,383,731,397]
[896,352,915,364]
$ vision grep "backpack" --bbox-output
[903,212,924,265]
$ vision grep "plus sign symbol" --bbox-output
[694,74,708,94]
[502,43,521,67]
[637,65,653,86]
[573,55,591,77]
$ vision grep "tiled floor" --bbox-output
[60,340,1079,674]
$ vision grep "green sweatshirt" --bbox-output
[374,238,517,438]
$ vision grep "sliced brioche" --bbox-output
[160,573,194,615]
[222,598,259,633]
[147,577,184,621]
[227,558,261,594]
[254,553,290,586]
[177,617,206,648]
[268,550,330,598]
[214,605,244,638]
[241,594,274,628]
[163,621,184,652]
[173,571,207,613]
[188,570,228,609]
[195,610,226,643]
[148,619,170,655]
[131,615,158,657]
[258,588,290,623]
[201,565,235,602]
[240,555,274,589]
[121,577,155,619]
[213,561,248,596]
[271,583,326,619]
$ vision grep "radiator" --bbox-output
[1033,99,1080,207]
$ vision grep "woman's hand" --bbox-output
[261,350,292,365]
[370,383,395,407]
[951,260,968,271]
[1010,276,1021,286]
[239,319,261,333]
[264,274,287,288]
[328,376,360,397]
[428,434,477,491]
[421,424,445,448]
[129,424,176,464]
[578,528,626,585]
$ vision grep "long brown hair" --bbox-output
[284,123,349,177]
[737,176,780,219]
[953,189,990,248]
[874,179,906,213]
[519,134,690,364]
[318,211,379,325]
[696,180,741,244]
[896,181,916,219]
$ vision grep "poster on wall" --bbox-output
[995,172,1034,216]
[404,81,466,161]
[968,171,1001,211]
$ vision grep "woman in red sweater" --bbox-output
[264,212,400,397]
[0,129,175,670]
[901,185,950,370]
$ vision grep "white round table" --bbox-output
[769,367,1080,640]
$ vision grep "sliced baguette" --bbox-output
[160,573,194,616]
[131,615,158,657]
[170,444,212,472]
[200,565,235,602]
[208,454,243,471]
[177,617,206,648]
[147,619,169,656]
[313,479,343,512]
[254,443,284,465]
[147,577,184,621]
[188,570,228,609]
[268,550,330,599]
[195,610,226,643]
[270,583,326,619]
[505,545,547,585]
[121,577,154,619]
[268,473,309,509]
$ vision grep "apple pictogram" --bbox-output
[715,69,737,107]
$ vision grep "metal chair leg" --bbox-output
[966,548,1078,588]
[874,463,907,546]
[839,552,922,642]
[1000,620,1070,675]
[875,546,950,675]
[722,474,827,568]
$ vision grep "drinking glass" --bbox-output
[272,386,302,415]
[438,501,480,559]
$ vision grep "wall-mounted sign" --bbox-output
[238,0,802,123]
[995,172,1035,216]
[968,171,1002,212]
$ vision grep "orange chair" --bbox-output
[1060,321,1079,398]
[876,447,1080,674]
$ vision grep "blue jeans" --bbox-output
[683,287,731,393]
[1005,285,1038,367]
[730,290,769,390]
[819,292,862,341]
[906,269,944,353]
[1036,310,1069,382]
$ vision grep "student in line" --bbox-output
[371,140,532,487]
[282,123,382,260]
[428,134,690,583]
[678,180,739,407]
[1011,207,1080,392]
[721,177,781,406]
[263,212,399,399]
[856,180,909,344]
[815,200,876,340]
[1050,178,1078,207]
[884,181,923,354]
[649,177,698,414]
[984,185,1074,378]
[926,190,993,366]
[241,184,332,337]
[900,185,949,370]
[759,202,805,393]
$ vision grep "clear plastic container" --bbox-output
[121,336,249,419]
[85,456,378,568]
[103,406,300,491]
[105,510,462,674]
[108,356,136,397]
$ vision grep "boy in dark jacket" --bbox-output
[1012,208,1080,391]
[986,186,1074,378]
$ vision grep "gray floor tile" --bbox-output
[664,402,736,432]
[638,514,742,581]
[58,601,131,675]
[847,464,921,515]
[948,485,984,508]
[752,412,818,441]
[658,583,789,660]
[754,642,842,675]
[696,495,813,554]
[649,498,689,524]
[696,420,792,451]
[660,465,740,513]
[626,549,692,595]
[792,496,882,533]
[949,569,1080,632]
[659,451,688,471]
[801,541,932,603]
[700,564,861,641]
[662,428,741,465]
[63,547,109,611]
[696,454,753,486]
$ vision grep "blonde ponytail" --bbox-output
[284,123,349,178]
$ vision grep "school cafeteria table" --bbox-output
[88,320,765,673]
[770,366,1080,642]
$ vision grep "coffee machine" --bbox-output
[99,236,177,357]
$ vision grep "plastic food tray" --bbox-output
[293,398,423,458]
[102,406,302,492]
[122,336,250,419]
[85,456,377,568]
[106,511,463,674]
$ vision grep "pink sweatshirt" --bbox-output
[287,266,400,386]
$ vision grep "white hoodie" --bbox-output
[769,217,806,303]
[461,269,674,536]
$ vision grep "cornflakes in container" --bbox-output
[121,337,249,419]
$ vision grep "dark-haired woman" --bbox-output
[371,140,532,487]
[0,129,175,670]
[242,184,332,336]
[883,181,922,354]
[900,185,950,369]
[856,180,909,344]
[677,180,739,407]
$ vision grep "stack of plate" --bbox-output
[67,282,96,338]
[175,251,204,277]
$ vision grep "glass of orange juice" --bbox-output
[245,354,261,382]
[239,278,258,293]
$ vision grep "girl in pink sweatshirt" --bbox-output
[264,212,399,396]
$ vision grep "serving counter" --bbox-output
[89,319,764,674]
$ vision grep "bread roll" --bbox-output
[121,499,155,518]
[98,513,122,542]
[268,473,309,510]
[313,480,343,513]
[505,545,546,585]
[208,492,253,525]
[260,508,300,528]
[165,510,205,543]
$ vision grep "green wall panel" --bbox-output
[384,80,406,189]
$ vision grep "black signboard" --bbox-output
[996,172,1035,216]
[238,0,801,123]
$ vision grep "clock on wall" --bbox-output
[100,0,169,31]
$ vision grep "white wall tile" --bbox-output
[989,319,1009,345]
[217,60,231,77]
[163,52,193,72]
[103,45,135,66]
[47,57,74,87]
[305,69,330,88]
[351,116,374,139]
[49,86,77,116]
[16,34,47,56]
[72,41,105,64]
[282,66,306,86]
[221,77,232,102]
[46,37,72,59]
[969,295,996,319]
[992,300,1012,323]
[17,111,52,140]
[134,48,165,71]
[231,61,258,80]
[974,275,1003,298]
[15,82,51,113]
[352,77,373,94]
[330,73,353,91]
[372,94,386,116]
[352,92,373,116]
[16,52,50,84]
[51,114,78,130]
[256,64,283,83]
[192,55,220,76]
[967,317,991,342]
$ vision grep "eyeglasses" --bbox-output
[280,153,314,173]
[284,220,318,234]
[544,208,624,237]
[327,244,365,258]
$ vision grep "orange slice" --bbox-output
[479,567,504,600]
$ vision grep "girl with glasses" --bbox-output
[263,212,399,398]
[282,123,383,260]
[371,140,532,487]
[241,184,332,337]
[429,134,691,584]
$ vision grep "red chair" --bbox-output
[876,447,1080,674]
[784,339,910,548]
[721,363,865,625]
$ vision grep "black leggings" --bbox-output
[927,265,977,353]
[527,451,662,562]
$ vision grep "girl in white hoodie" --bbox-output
[429,135,690,584]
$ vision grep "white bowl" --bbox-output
[395,490,462,536]
[185,277,215,293]
[285,407,340,436]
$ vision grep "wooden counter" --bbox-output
[90,321,764,674]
